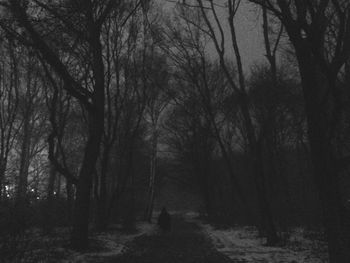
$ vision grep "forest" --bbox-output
[0,0,349,262]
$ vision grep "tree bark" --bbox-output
[16,90,32,206]
[70,113,103,249]
[296,49,350,262]
[0,162,6,201]
[96,144,112,231]
[240,95,279,244]
[254,140,279,244]
[145,126,158,222]
[45,161,57,234]
[66,178,74,222]
[70,19,105,249]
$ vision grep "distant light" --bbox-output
[301,29,307,39]
[31,189,35,192]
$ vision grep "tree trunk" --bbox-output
[308,115,349,262]
[296,51,350,262]
[239,98,279,244]
[123,148,136,231]
[199,166,214,220]
[70,21,105,249]
[254,140,279,245]
[0,162,6,201]
[44,162,57,234]
[70,116,103,249]
[14,103,31,234]
[66,178,74,222]
[96,145,112,231]
[16,108,31,206]
[56,173,61,199]
[145,127,157,222]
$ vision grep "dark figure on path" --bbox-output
[157,207,171,232]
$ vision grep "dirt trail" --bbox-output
[106,216,233,263]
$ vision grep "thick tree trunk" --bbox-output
[14,105,31,234]
[70,79,104,249]
[308,115,349,262]
[239,99,279,244]
[70,116,103,249]
[17,68,33,207]
[70,21,105,249]
[296,51,350,262]
[254,141,279,245]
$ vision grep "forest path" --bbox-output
[105,216,233,263]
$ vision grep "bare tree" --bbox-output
[143,52,171,222]
[16,52,43,208]
[171,0,279,243]
[0,0,142,249]
[249,0,350,261]
[0,39,19,200]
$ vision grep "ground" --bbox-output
[108,216,233,263]
[2,212,328,262]
[196,221,328,262]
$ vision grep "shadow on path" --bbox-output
[108,216,233,263]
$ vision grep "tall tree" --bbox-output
[16,52,41,207]
[176,0,279,244]
[250,0,350,261]
[0,39,20,200]
[0,0,142,249]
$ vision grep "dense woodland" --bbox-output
[0,0,349,262]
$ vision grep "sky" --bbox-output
[230,1,265,70]
[160,0,266,72]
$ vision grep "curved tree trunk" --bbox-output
[70,113,104,249]
[70,19,105,249]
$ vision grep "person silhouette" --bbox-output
[157,207,171,232]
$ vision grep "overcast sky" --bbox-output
[230,1,265,70]
[160,0,266,72]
